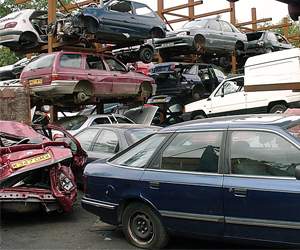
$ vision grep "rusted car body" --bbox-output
[0,121,86,213]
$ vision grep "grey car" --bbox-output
[155,18,247,60]
[74,124,160,164]
[246,31,293,56]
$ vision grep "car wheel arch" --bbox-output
[191,84,206,100]
[117,197,162,224]
[268,101,288,113]
[235,40,245,51]
[139,81,153,98]
[193,34,206,52]
[73,80,94,103]
[19,31,38,44]
[150,27,165,38]
[80,14,100,34]
[191,110,207,120]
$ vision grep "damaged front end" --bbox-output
[0,121,86,213]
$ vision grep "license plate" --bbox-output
[161,42,174,48]
[11,153,52,169]
[29,78,43,85]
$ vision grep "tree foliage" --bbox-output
[275,17,300,47]
[0,0,72,67]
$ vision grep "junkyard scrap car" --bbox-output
[0,121,86,213]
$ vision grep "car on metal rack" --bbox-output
[155,17,247,61]
[55,0,167,46]
[246,31,293,56]
[184,75,300,120]
[82,114,300,249]
[0,9,53,51]
[113,40,156,64]
[20,51,156,105]
[150,62,223,102]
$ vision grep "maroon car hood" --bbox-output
[0,121,46,139]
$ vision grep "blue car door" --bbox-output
[224,129,300,245]
[140,130,225,237]
[102,1,138,38]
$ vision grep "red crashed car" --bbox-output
[20,51,156,105]
[0,121,86,213]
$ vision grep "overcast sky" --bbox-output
[138,0,290,29]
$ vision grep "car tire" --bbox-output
[192,86,205,101]
[265,47,273,53]
[194,35,205,54]
[122,202,168,249]
[269,104,287,114]
[193,114,206,120]
[139,47,154,64]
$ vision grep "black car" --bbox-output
[74,124,160,164]
[246,31,293,55]
[72,0,167,45]
[155,18,247,60]
[113,40,156,64]
[150,63,223,102]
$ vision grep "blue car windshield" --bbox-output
[110,133,167,168]
[183,20,207,29]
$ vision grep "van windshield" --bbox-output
[23,54,56,72]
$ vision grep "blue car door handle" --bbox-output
[149,181,160,189]
[229,188,247,198]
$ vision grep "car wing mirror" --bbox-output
[114,143,120,153]
[207,97,211,101]
[295,165,300,180]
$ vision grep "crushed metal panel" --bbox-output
[0,80,30,123]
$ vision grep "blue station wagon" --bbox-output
[82,114,300,249]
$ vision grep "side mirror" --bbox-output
[295,165,300,180]
[207,97,211,101]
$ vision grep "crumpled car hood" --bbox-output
[0,142,72,181]
[0,121,46,140]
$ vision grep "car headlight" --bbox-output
[257,41,265,47]
[177,31,190,37]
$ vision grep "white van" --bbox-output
[184,75,300,120]
[245,48,300,91]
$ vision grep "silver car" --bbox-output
[155,17,247,60]
[0,9,48,51]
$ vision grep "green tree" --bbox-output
[275,17,300,47]
[0,0,71,67]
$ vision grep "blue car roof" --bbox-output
[159,114,300,133]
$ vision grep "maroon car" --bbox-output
[20,51,156,104]
[0,121,86,213]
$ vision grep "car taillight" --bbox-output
[5,22,17,29]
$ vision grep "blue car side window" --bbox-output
[230,131,300,177]
[154,132,222,173]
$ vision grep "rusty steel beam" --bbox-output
[168,7,232,24]
[15,0,30,4]
[189,0,195,20]
[165,12,190,19]
[60,0,97,12]
[236,18,273,28]
[162,1,203,14]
